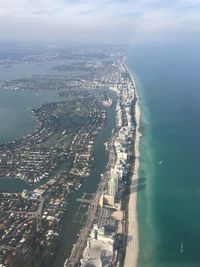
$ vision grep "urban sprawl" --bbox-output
[0,47,138,267]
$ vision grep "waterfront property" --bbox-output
[0,46,137,267]
[66,58,137,267]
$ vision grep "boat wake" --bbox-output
[180,239,184,254]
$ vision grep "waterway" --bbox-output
[51,90,117,267]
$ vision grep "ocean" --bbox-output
[127,43,200,267]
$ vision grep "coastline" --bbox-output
[124,68,141,267]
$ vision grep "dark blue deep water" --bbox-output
[127,43,200,267]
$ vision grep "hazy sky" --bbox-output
[0,0,200,44]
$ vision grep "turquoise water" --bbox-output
[127,43,200,267]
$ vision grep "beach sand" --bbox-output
[124,76,141,267]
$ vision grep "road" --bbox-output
[65,174,106,267]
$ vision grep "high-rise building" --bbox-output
[108,178,116,197]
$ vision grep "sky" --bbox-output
[0,0,200,44]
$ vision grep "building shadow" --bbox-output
[130,177,147,194]
[131,177,147,186]
[130,184,146,194]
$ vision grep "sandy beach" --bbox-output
[123,73,141,267]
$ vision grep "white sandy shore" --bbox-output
[124,73,141,267]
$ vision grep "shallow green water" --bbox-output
[127,43,200,267]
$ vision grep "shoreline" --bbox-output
[124,67,141,267]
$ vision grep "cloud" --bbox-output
[0,0,199,44]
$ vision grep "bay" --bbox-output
[0,60,117,266]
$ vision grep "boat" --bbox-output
[180,239,184,254]
[104,142,108,150]
[158,160,163,165]
[77,184,81,189]
[64,258,68,266]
